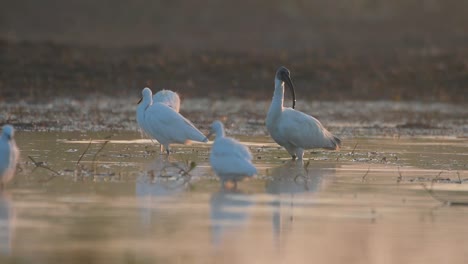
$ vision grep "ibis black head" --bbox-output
[276,66,296,109]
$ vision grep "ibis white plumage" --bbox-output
[266,66,341,160]
[137,87,208,154]
[0,125,19,189]
[208,121,257,188]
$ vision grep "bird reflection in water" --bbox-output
[0,192,15,255]
[210,186,253,247]
[266,160,336,243]
[135,156,194,227]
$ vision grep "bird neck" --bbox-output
[216,128,225,138]
[0,134,9,141]
[142,96,152,110]
[269,79,284,113]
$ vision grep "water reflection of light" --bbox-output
[135,156,189,227]
[210,189,253,247]
[0,192,15,255]
[266,161,335,244]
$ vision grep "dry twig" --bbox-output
[351,143,358,155]
[29,156,61,183]
[396,166,403,183]
[361,167,370,182]
[76,138,93,165]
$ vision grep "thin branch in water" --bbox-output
[76,138,93,165]
[38,175,59,183]
[92,140,109,175]
[157,160,197,188]
[431,170,445,189]
[92,140,109,164]
[422,171,468,206]
[456,171,462,184]
[28,156,60,176]
[361,167,370,182]
[303,160,310,173]
[28,156,61,183]
[396,166,403,183]
[351,143,358,155]
[421,183,448,204]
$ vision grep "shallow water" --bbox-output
[1,133,468,264]
[2,99,467,138]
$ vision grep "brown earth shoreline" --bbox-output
[1,40,467,103]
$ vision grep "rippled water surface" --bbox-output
[1,132,468,264]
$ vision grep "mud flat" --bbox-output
[1,98,467,138]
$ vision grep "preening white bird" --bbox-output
[0,125,19,189]
[137,87,208,154]
[153,89,181,113]
[137,88,180,138]
[266,66,341,160]
[208,121,257,188]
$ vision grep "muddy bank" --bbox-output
[1,40,467,103]
[0,97,466,137]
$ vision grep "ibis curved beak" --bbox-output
[137,97,142,104]
[284,74,296,109]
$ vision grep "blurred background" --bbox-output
[1,0,467,102]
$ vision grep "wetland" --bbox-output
[0,119,467,263]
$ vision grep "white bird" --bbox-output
[0,125,19,189]
[137,88,180,138]
[153,89,181,113]
[208,121,257,188]
[266,66,341,160]
[137,87,208,154]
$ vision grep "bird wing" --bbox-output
[210,138,256,176]
[145,103,207,143]
[218,137,253,160]
[153,90,181,112]
[278,108,334,149]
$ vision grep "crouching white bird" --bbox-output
[137,87,208,154]
[208,121,257,188]
[266,66,341,160]
[153,89,181,113]
[0,125,19,189]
